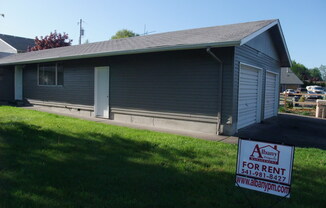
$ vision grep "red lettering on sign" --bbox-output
[250,144,263,158]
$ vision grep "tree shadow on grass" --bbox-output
[0,121,325,208]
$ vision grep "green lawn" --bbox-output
[0,106,325,208]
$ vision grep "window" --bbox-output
[38,63,63,86]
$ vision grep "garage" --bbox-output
[237,63,262,130]
[264,71,278,119]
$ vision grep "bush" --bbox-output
[279,106,285,112]
[299,96,306,102]
[286,102,293,108]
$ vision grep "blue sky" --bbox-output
[0,0,325,68]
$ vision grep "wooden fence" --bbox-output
[280,93,326,118]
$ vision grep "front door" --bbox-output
[94,66,110,118]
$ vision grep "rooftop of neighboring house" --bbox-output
[281,67,304,85]
[0,33,35,52]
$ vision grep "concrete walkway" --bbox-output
[22,106,238,144]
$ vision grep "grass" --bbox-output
[279,106,316,117]
[0,106,325,208]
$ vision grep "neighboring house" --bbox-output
[0,34,34,102]
[0,34,34,56]
[0,19,291,135]
[280,67,303,91]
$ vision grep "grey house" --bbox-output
[0,19,291,135]
[280,67,303,91]
[0,34,34,102]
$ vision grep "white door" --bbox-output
[94,66,110,118]
[15,65,23,100]
[264,71,278,119]
[237,64,262,130]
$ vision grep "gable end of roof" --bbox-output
[239,19,291,67]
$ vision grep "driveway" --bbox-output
[236,113,326,149]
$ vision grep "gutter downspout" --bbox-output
[206,47,223,135]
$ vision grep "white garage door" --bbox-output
[264,72,278,119]
[237,64,262,130]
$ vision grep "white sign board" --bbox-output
[235,138,294,198]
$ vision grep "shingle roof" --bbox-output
[0,34,35,52]
[281,68,303,85]
[0,19,288,65]
[0,52,13,58]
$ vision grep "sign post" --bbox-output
[235,138,295,198]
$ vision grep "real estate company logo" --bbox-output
[249,144,280,165]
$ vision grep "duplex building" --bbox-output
[0,20,291,135]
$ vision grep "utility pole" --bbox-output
[78,19,85,45]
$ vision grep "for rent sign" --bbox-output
[235,138,295,198]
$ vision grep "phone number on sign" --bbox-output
[240,169,287,182]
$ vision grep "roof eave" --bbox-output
[0,40,241,66]
[275,20,292,67]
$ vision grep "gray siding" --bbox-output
[219,49,235,128]
[110,50,228,119]
[0,67,14,101]
[246,30,279,61]
[231,44,281,133]
[23,64,94,106]
[22,48,234,127]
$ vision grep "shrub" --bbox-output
[279,106,285,112]
[299,96,306,102]
[286,102,293,108]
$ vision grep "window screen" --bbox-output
[38,64,63,86]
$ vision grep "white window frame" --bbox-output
[37,63,63,86]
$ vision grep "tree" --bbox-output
[111,29,138,40]
[319,65,326,81]
[309,67,322,82]
[28,31,72,51]
[291,60,310,81]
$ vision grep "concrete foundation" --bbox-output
[27,104,219,135]
[111,112,217,134]
[32,104,94,117]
